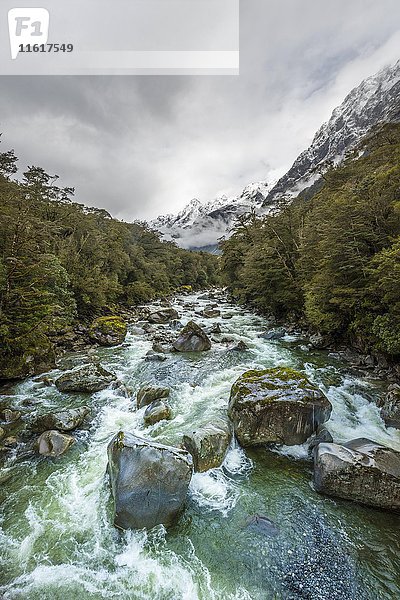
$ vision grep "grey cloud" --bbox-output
[0,0,399,220]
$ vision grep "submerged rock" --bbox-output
[245,514,279,537]
[107,432,193,530]
[55,363,117,393]
[89,316,127,346]
[314,438,400,510]
[137,385,170,409]
[144,351,167,362]
[228,367,332,447]
[230,341,249,352]
[202,308,221,318]
[378,385,400,429]
[172,321,211,352]
[148,308,179,324]
[143,400,172,425]
[182,418,232,472]
[30,407,90,433]
[37,430,75,457]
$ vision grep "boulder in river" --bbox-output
[259,327,286,341]
[202,308,221,318]
[89,316,127,346]
[107,432,193,530]
[30,406,90,433]
[230,341,249,352]
[172,321,211,352]
[182,418,232,472]
[378,384,400,429]
[144,351,167,362]
[0,409,21,424]
[314,438,400,510]
[37,430,75,457]
[55,363,117,393]
[143,400,172,425]
[137,385,170,409]
[148,308,179,324]
[228,367,332,447]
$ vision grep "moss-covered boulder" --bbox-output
[55,363,117,393]
[89,316,127,347]
[107,432,193,530]
[314,439,400,510]
[228,367,332,447]
[172,321,211,352]
[0,334,56,380]
[183,418,232,472]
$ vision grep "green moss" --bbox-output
[91,316,127,335]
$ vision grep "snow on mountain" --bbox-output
[150,181,272,250]
[263,59,400,206]
[150,60,400,250]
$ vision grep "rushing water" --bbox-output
[1,293,400,599]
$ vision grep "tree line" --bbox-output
[221,123,400,359]
[0,136,219,377]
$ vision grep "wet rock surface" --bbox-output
[143,400,172,425]
[148,308,179,324]
[107,432,193,530]
[378,384,400,429]
[55,363,117,393]
[37,430,75,457]
[228,367,332,446]
[183,418,232,472]
[314,438,400,510]
[137,385,170,409]
[172,321,211,352]
[30,407,90,433]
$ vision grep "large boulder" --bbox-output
[148,308,179,324]
[137,385,170,409]
[183,418,232,472]
[107,432,193,530]
[89,316,127,346]
[314,438,400,510]
[172,321,211,352]
[228,367,332,447]
[30,407,90,433]
[143,400,172,425]
[378,385,400,429]
[55,363,117,393]
[202,308,221,319]
[37,430,75,457]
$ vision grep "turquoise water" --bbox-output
[1,294,400,599]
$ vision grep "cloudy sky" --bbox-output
[1,0,400,221]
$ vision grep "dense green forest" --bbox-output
[221,123,400,360]
[0,137,219,378]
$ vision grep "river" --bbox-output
[1,292,400,599]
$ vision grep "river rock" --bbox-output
[137,385,170,409]
[0,409,21,423]
[378,385,400,429]
[228,367,332,447]
[143,400,172,425]
[55,363,117,393]
[0,426,4,440]
[144,351,167,362]
[172,321,211,352]
[37,430,75,457]
[202,308,221,318]
[314,438,400,510]
[259,327,286,341]
[107,432,193,530]
[30,407,90,433]
[89,316,127,346]
[148,308,179,324]
[182,418,232,472]
[230,341,249,352]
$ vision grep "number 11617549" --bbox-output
[18,43,74,53]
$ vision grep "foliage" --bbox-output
[221,123,400,358]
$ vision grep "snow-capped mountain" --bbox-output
[150,60,400,250]
[150,181,272,250]
[263,59,400,206]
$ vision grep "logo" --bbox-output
[8,8,49,59]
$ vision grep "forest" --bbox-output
[221,123,400,360]
[0,137,219,378]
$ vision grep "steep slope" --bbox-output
[151,181,271,250]
[263,59,400,206]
